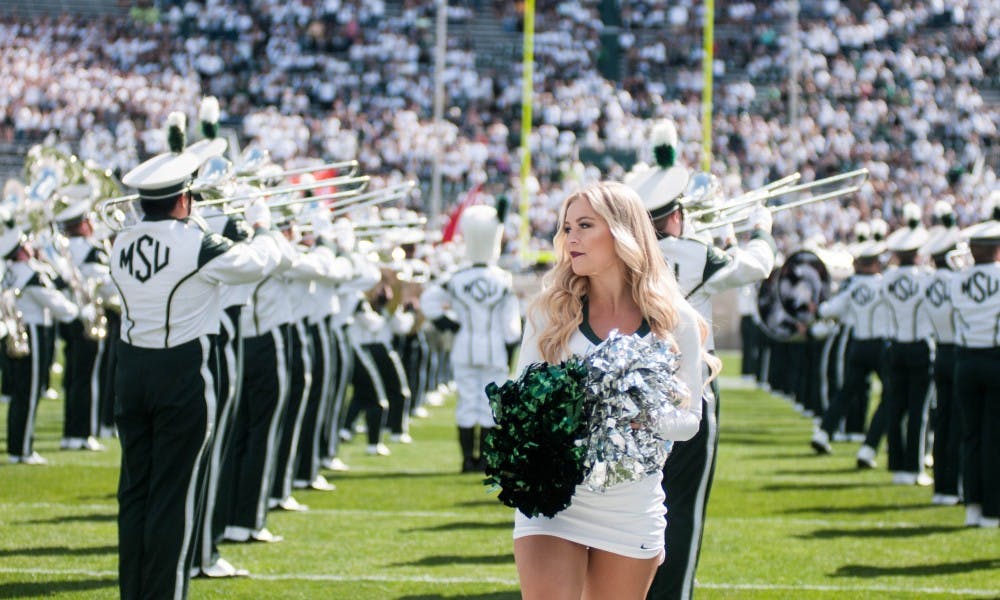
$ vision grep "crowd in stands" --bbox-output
[0,0,997,257]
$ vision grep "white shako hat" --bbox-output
[629,119,690,219]
[920,200,960,257]
[460,204,503,264]
[886,202,929,252]
[961,190,1000,246]
[52,183,95,224]
[853,218,888,259]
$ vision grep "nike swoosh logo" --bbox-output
[640,544,652,550]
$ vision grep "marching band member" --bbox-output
[226,219,296,543]
[811,224,889,459]
[421,203,522,473]
[53,185,115,452]
[2,216,78,465]
[110,146,282,599]
[629,120,776,600]
[950,197,1000,528]
[293,212,354,491]
[881,203,934,486]
[918,201,963,505]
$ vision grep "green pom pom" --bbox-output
[483,359,589,518]
[168,126,185,154]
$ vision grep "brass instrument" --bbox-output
[1,287,30,359]
[693,169,869,233]
[52,231,108,341]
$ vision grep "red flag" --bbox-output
[441,183,482,243]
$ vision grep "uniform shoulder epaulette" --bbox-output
[84,245,109,266]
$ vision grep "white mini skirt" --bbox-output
[512,473,665,559]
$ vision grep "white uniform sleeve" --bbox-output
[198,229,283,286]
[501,291,522,345]
[514,311,544,375]
[818,282,851,320]
[24,285,79,323]
[388,308,415,334]
[419,282,450,320]
[699,236,775,297]
[660,301,704,441]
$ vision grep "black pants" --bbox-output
[115,336,214,600]
[271,322,312,502]
[61,319,103,439]
[194,306,242,570]
[322,324,353,459]
[931,344,961,496]
[649,379,719,600]
[6,324,54,458]
[884,340,932,473]
[344,344,390,445]
[296,321,330,484]
[398,331,429,414]
[954,347,1000,518]
[820,338,887,439]
[99,312,121,431]
[229,329,285,530]
[739,315,760,378]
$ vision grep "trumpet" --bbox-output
[694,168,869,233]
[199,180,417,221]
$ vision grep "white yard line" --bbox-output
[0,568,995,597]
[0,503,941,529]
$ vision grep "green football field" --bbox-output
[1,353,997,599]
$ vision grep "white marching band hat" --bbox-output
[52,183,96,224]
[852,218,887,259]
[629,119,691,219]
[122,151,201,202]
[460,204,502,264]
[920,200,959,257]
[961,190,1000,245]
[885,203,928,252]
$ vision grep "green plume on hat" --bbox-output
[650,120,678,169]
[199,96,220,140]
[166,111,186,154]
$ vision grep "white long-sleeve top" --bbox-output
[111,217,282,348]
[818,273,887,339]
[4,259,78,326]
[662,230,775,350]
[919,268,957,345]
[515,298,704,442]
[420,262,522,370]
[331,252,382,328]
[950,262,1000,348]
[881,264,934,343]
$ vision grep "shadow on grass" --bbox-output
[452,499,501,508]
[76,492,116,501]
[21,512,117,525]
[0,578,116,596]
[390,553,514,567]
[397,593,519,600]
[799,524,960,539]
[760,482,886,492]
[774,467,867,476]
[339,471,461,481]
[403,521,513,533]
[0,544,117,557]
[783,502,940,515]
[832,558,1000,577]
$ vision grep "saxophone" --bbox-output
[1,288,30,359]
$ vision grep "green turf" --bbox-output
[1,352,997,599]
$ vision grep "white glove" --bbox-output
[310,212,333,238]
[80,303,98,324]
[711,222,736,246]
[747,203,772,234]
[243,198,271,230]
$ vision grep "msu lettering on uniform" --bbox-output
[462,277,501,303]
[850,283,876,306]
[887,275,918,302]
[119,235,171,283]
[960,271,999,304]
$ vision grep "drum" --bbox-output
[756,248,853,341]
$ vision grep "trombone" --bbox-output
[694,168,869,233]
[199,180,417,220]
